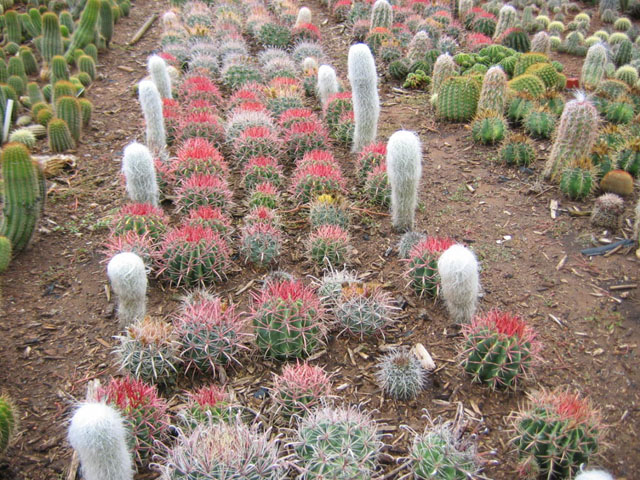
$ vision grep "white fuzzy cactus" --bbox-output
[430,53,457,104]
[107,252,147,327]
[122,142,159,206]
[575,470,614,480]
[348,43,380,153]
[317,65,339,106]
[302,56,318,72]
[147,55,172,99]
[68,402,134,480]
[138,79,166,157]
[437,245,479,324]
[295,6,312,27]
[386,130,422,231]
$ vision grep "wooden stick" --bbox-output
[127,13,158,46]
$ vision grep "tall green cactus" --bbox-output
[28,8,42,35]
[478,66,507,114]
[55,95,82,141]
[0,143,45,253]
[64,0,100,62]
[99,0,113,46]
[41,13,63,64]
[370,0,392,30]
[47,118,75,152]
[7,57,27,84]
[4,10,22,44]
[581,43,608,90]
[0,236,11,273]
[19,47,39,76]
[51,55,70,84]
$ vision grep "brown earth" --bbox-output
[0,0,638,479]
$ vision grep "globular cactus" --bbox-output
[4,10,22,45]
[68,402,134,480]
[178,111,225,148]
[364,163,390,207]
[430,53,458,103]
[0,396,16,453]
[77,55,96,81]
[477,66,507,114]
[500,133,536,167]
[242,156,283,190]
[250,278,325,360]
[501,27,531,53]
[114,316,180,385]
[174,292,248,375]
[317,64,339,107]
[183,206,233,239]
[8,128,36,149]
[138,80,166,157]
[0,143,45,253]
[107,252,147,327]
[249,182,280,209]
[290,162,346,204]
[175,174,233,213]
[284,121,329,161]
[156,421,284,480]
[370,0,392,30]
[591,193,625,230]
[308,224,350,268]
[493,4,517,40]
[271,361,331,419]
[406,237,455,297]
[543,92,599,181]
[240,222,282,266]
[581,44,608,90]
[309,194,349,229]
[531,31,551,55]
[348,44,379,153]
[111,203,167,241]
[576,471,614,480]
[411,419,479,480]
[397,231,426,259]
[462,309,540,390]
[148,55,172,99]
[471,113,507,145]
[511,388,604,479]
[606,101,634,125]
[386,130,422,232]
[523,108,555,139]
[617,138,640,177]
[324,92,353,131]
[233,126,282,166]
[560,166,595,200]
[257,22,292,49]
[159,225,230,288]
[64,0,100,61]
[508,74,546,99]
[334,281,396,337]
[601,169,634,196]
[0,236,12,273]
[437,244,479,324]
[121,143,159,207]
[356,142,385,184]
[176,385,241,429]
[97,376,170,466]
[376,348,427,400]
[173,138,229,180]
[614,65,638,87]
[436,76,480,122]
[292,406,381,479]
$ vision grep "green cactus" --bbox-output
[616,138,640,177]
[36,105,54,126]
[99,0,113,46]
[51,55,70,84]
[77,54,96,80]
[523,109,555,139]
[560,166,594,200]
[615,65,639,87]
[513,52,548,76]
[55,96,81,141]
[64,0,100,61]
[471,114,507,144]
[47,118,75,152]
[4,10,22,44]
[4,42,19,56]
[78,97,92,127]
[0,60,7,84]
[28,8,42,35]
[477,66,507,114]
[18,47,38,76]
[581,44,608,90]
[501,28,531,52]
[436,76,480,122]
[614,39,633,67]
[605,101,634,124]
[7,76,24,96]
[500,134,536,166]
[388,59,409,80]
[0,396,16,452]
[7,57,26,84]
[84,43,98,61]
[508,74,546,99]
[41,12,63,64]
[0,143,45,252]
[525,62,559,89]
[0,235,11,273]
[370,0,392,29]
[52,79,75,104]
[59,10,73,33]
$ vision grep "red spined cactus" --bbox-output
[233,126,282,166]
[357,142,386,183]
[271,361,331,419]
[308,224,350,268]
[111,203,168,241]
[183,205,233,239]
[405,236,456,297]
[178,112,225,148]
[179,75,223,107]
[279,108,318,130]
[297,149,339,169]
[290,162,346,203]
[242,155,284,190]
[284,120,329,161]
[173,137,229,180]
[104,230,156,268]
[292,22,322,42]
[175,174,233,213]
[248,181,280,209]
[162,98,181,144]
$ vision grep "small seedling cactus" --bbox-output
[387,131,422,232]
[122,143,159,207]
[511,388,604,479]
[174,292,248,375]
[376,348,427,400]
[406,237,456,297]
[308,224,350,268]
[271,362,331,420]
[471,113,507,145]
[500,133,536,167]
[68,403,134,480]
[560,165,595,200]
[240,222,282,266]
[437,244,479,324]
[335,282,396,337]
[251,278,325,360]
[591,193,625,230]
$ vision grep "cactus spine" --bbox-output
[478,66,507,114]
[47,118,75,152]
[431,53,457,103]
[437,244,479,324]
[370,0,392,30]
[107,252,147,327]
[317,64,339,106]
[148,55,172,100]
[64,0,100,61]
[122,142,159,207]
[68,403,134,480]
[580,44,608,90]
[543,92,599,181]
[0,143,45,253]
[138,79,166,157]
[386,130,422,231]
[493,5,517,40]
[348,43,379,153]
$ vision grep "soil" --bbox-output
[0,0,638,479]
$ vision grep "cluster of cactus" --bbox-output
[271,361,331,419]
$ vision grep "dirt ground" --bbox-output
[0,0,638,479]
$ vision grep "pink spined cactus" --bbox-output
[279,108,318,129]
[284,120,329,161]
[241,155,284,190]
[357,142,387,183]
[184,99,216,115]
[297,149,339,168]
[183,205,233,238]
[104,231,156,268]
[179,75,223,107]
[292,22,321,42]
[111,203,168,241]
[233,126,282,165]
[175,174,233,213]
[290,162,346,203]
[466,33,493,51]
[245,205,281,226]
[178,112,225,148]
[173,137,229,179]
[271,361,331,418]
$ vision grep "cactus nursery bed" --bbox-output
[0,0,639,478]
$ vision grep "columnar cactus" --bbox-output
[370,0,392,30]
[122,143,159,206]
[431,53,458,102]
[68,403,134,480]
[493,5,517,40]
[0,396,16,453]
[437,244,479,324]
[107,252,147,327]
[48,118,75,152]
[386,130,422,231]
[317,65,339,106]
[581,44,608,90]
[0,237,11,273]
[348,44,379,153]
[64,0,100,60]
[138,80,166,157]
[148,55,172,99]
[543,92,599,181]
[0,143,45,253]
[478,66,507,114]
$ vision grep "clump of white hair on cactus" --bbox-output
[138,79,166,157]
[386,130,422,232]
[575,470,614,480]
[348,43,379,153]
[317,65,339,106]
[122,142,159,207]
[107,252,147,327]
[437,244,479,324]
[147,55,172,99]
[68,402,134,480]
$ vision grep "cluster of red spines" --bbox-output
[466,33,493,50]
[252,278,323,315]
[284,120,329,159]
[178,112,225,146]
[183,205,233,234]
[279,108,317,129]
[269,76,300,90]
[179,75,223,107]
[173,138,229,177]
[175,173,233,212]
[409,237,456,259]
[309,224,350,244]
[254,181,279,197]
[297,149,338,168]
[465,309,540,350]
[290,162,346,201]
[292,22,322,42]
[245,205,280,225]
[187,384,229,407]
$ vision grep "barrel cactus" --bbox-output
[436,76,480,122]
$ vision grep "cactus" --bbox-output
[500,133,536,166]
[523,109,555,139]
[0,236,11,273]
[147,55,172,100]
[174,292,248,374]
[531,31,551,55]
[543,92,599,181]
[251,277,325,360]
[40,12,64,65]
[411,419,479,480]
[241,156,283,190]
[178,111,225,149]
[430,53,458,101]
[560,166,594,200]
[501,28,531,53]
[309,194,349,229]
[511,388,604,479]
[64,0,100,61]
[55,96,82,142]
[0,143,45,253]
[8,128,36,149]
[508,74,545,99]
[334,281,396,337]
[386,130,422,231]
[138,79,166,157]
[240,222,282,266]
[5,11,22,44]
[47,117,76,152]
[97,376,170,466]
[157,421,284,480]
[364,163,390,207]
[356,142,385,183]
[257,22,291,49]
[348,44,379,153]
[176,384,241,429]
[576,471,614,480]
[271,362,331,419]
[295,6,312,27]
[115,316,180,385]
[0,396,16,453]
[581,44,608,90]
[107,252,147,326]
[437,244,479,324]
[605,101,634,125]
[436,75,480,122]
[68,402,134,480]
[111,203,167,241]
[370,0,392,30]
[493,5,517,40]
[99,0,113,47]
[173,137,229,180]
[290,162,346,204]
[614,65,638,87]
[397,231,426,260]
[617,138,640,177]
[293,406,381,479]
[591,193,625,230]
[121,143,159,207]
[376,348,426,400]
[159,225,230,288]
[77,55,96,81]
[233,126,282,166]
[7,57,26,85]
[471,114,507,144]
[614,39,632,67]
[600,169,634,196]
[175,173,232,213]
[308,224,350,268]
[184,206,233,239]
[284,121,329,161]
[19,47,38,76]
[526,62,559,89]
[477,66,507,114]
[249,182,279,209]
[406,236,456,297]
